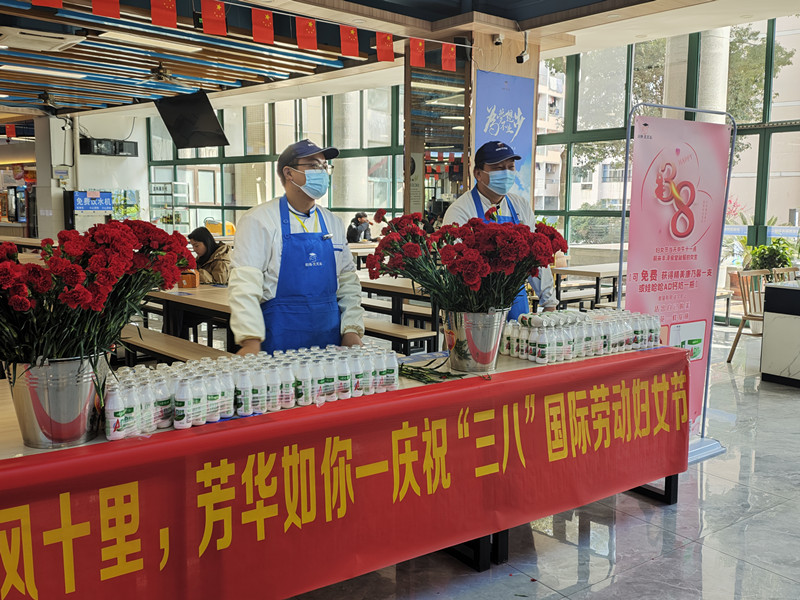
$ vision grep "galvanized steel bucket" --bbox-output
[6,355,105,449]
[442,308,509,372]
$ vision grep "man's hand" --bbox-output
[340,332,363,347]
[237,339,262,356]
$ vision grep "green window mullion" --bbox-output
[359,90,365,149]
[752,130,771,246]
[624,44,633,123]
[268,103,276,155]
[326,95,334,148]
[684,32,701,119]
[240,108,247,157]
[565,54,580,136]
[762,19,776,125]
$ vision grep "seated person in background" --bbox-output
[188,226,232,284]
[346,212,373,243]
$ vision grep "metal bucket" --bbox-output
[6,355,105,449]
[442,309,509,372]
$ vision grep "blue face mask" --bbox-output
[485,169,516,196]
[292,168,329,200]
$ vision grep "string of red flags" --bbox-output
[70,0,467,70]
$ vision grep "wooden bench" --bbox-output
[363,317,438,355]
[120,324,234,365]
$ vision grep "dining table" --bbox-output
[550,262,627,306]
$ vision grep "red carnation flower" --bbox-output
[23,264,51,294]
[58,285,92,310]
[374,208,387,223]
[9,294,31,312]
[484,206,499,222]
[402,242,423,259]
[0,241,18,261]
[62,264,86,287]
[0,262,19,289]
[387,254,406,270]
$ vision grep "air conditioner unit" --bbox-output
[0,27,84,52]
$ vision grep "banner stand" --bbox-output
[618,103,737,465]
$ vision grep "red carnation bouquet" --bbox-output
[0,220,195,369]
[367,210,568,313]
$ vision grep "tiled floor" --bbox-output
[293,324,800,600]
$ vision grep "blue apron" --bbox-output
[471,187,529,321]
[260,196,341,353]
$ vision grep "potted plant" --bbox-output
[750,237,793,282]
[366,209,567,371]
[0,220,195,448]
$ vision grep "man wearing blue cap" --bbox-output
[229,139,365,355]
[443,140,558,317]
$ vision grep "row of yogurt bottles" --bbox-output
[104,343,400,441]
[499,308,661,364]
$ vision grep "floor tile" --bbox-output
[565,541,800,599]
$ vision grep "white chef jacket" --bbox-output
[228,197,365,345]
[443,189,558,309]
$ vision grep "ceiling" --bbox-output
[0,0,797,128]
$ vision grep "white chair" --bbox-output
[772,266,798,282]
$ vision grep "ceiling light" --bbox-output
[352,18,365,24]
[0,45,7,49]
[410,81,463,93]
[635,34,648,39]
[99,31,203,53]
[440,115,462,120]
[0,65,85,79]
[0,94,7,98]
[740,14,753,18]
[452,125,464,130]
[606,13,621,19]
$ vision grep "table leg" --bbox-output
[556,273,563,303]
[725,296,731,327]
[631,473,679,505]
[430,299,439,351]
[595,277,602,306]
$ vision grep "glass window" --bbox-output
[364,87,392,147]
[149,116,173,161]
[274,100,297,151]
[771,16,800,122]
[570,141,627,210]
[197,146,219,159]
[722,135,759,267]
[245,104,268,155]
[568,216,628,246]
[222,107,244,157]
[766,131,800,247]
[538,57,566,134]
[150,166,173,182]
[632,37,688,119]
[699,22,768,125]
[223,162,272,208]
[329,155,391,209]
[178,148,195,160]
[196,170,218,204]
[577,47,627,130]
[534,144,566,211]
[300,97,325,143]
[331,91,361,149]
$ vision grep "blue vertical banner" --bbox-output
[474,69,536,198]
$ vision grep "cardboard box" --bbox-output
[178,270,199,288]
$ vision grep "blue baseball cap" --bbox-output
[474,141,521,167]
[278,139,339,173]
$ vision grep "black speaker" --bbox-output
[454,36,470,62]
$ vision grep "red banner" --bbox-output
[442,42,456,71]
[150,0,176,29]
[410,37,425,67]
[31,0,62,7]
[376,32,394,62]
[5,125,15,139]
[201,0,227,36]
[296,17,317,50]
[252,9,274,45]
[340,25,359,57]
[0,349,688,600]
[92,0,119,19]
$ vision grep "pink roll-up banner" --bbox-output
[626,115,732,433]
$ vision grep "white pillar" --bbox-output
[697,28,731,123]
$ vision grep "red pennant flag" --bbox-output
[32,0,62,7]
[449,153,454,162]
[424,151,431,161]
[340,25,359,57]
[376,32,394,62]
[151,0,177,28]
[6,125,16,139]
[410,38,425,68]
[92,0,120,19]
[442,42,456,71]
[201,0,227,36]
[436,165,441,173]
[434,173,439,181]
[296,17,317,50]
[252,9,274,44]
